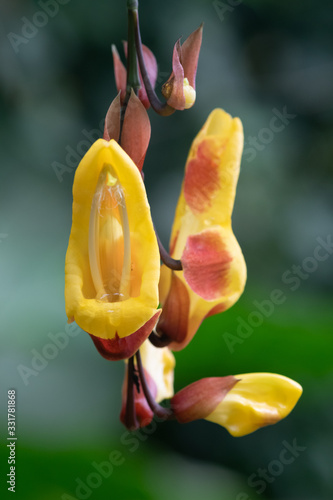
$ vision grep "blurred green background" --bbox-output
[1,0,333,498]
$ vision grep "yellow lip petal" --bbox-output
[65,139,160,339]
[206,373,303,437]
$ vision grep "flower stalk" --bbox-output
[132,8,175,116]
[119,1,141,139]
[135,350,174,420]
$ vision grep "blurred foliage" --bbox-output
[1,0,333,499]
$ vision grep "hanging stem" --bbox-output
[155,229,182,271]
[149,329,172,348]
[119,0,142,140]
[135,351,174,420]
[126,1,141,96]
[132,9,175,116]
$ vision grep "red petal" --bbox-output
[103,92,121,141]
[139,45,158,108]
[184,139,220,214]
[180,25,203,89]
[162,40,185,110]
[171,376,238,423]
[141,44,158,87]
[157,273,189,346]
[120,90,151,171]
[112,45,127,102]
[89,311,161,361]
[182,230,232,301]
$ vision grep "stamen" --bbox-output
[89,164,131,302]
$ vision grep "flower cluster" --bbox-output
[65,1,302,435]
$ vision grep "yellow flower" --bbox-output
[171,373,303,437]
[65,139,160,344]
[158,108,247,349]
[206,373,303,437]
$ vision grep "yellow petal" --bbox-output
[206,373,303,437]
[139,341,175,403]
[65,139,160,339]
[183,78,196,109]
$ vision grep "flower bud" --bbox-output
[104,91,151,172]
[162,25,202,110]
[171,373,302,436]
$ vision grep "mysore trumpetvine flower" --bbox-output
[65,139,161,360]
[64,0,302,436]
[171,373,302,436]
[156,108,247,350]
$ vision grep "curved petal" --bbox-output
[180,24,203,89]
[161,40,185,110]
[65,139,160,340]
[206,373,303,437]
[89,310,161,361]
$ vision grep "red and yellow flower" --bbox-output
[157,108,247,350]
[64,5,303,435]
